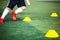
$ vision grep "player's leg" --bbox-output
[15,6,26,14]
[12,0,26,20]
[0,7,11,23]
[0,0,15,23]
[12,6,26,20]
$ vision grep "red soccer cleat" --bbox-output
[0,17,4,23]
[12,11,16,21]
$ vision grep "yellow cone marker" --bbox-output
[45,29,59,38]
[51,12,58,17]
[23,16,31,22]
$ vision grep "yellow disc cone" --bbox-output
[23,16,31,22]
[45,29,59,38]
[51,12,58,17]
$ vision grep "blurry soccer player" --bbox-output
[0,0,30,23]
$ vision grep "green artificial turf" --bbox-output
[0,0,60,40]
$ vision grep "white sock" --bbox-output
[15,8,23,14]
[1,8,10,19]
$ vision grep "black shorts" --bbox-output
[7,0,26,10]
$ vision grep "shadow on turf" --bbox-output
[4,18,23,22]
